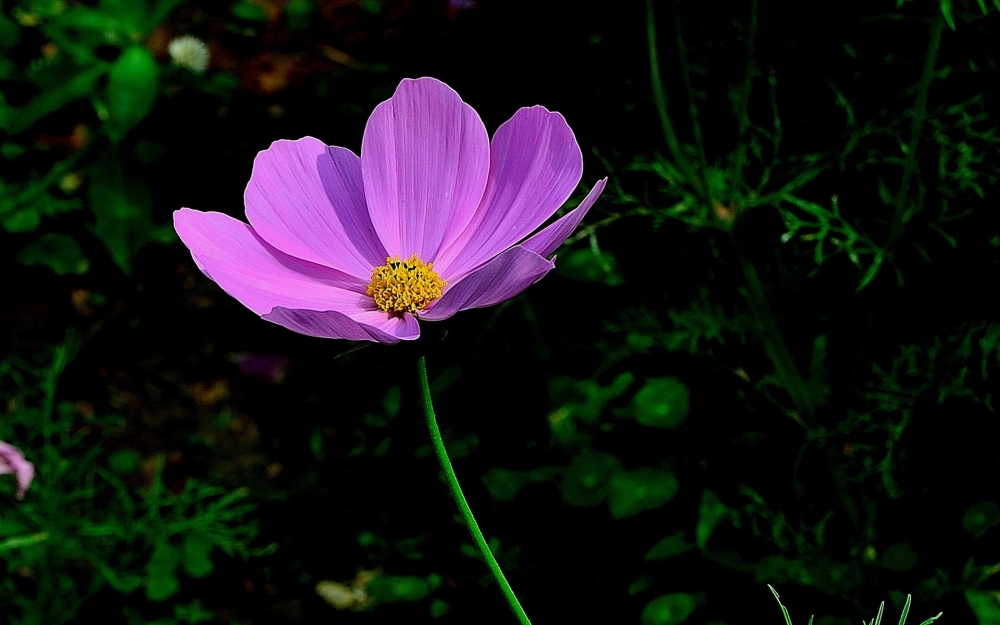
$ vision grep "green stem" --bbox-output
[733,241,815,426]
[673,5,714,207]
[886,14,944,255]
[417,356,532,625]
[732,0,759,196]
[646,0,699,194]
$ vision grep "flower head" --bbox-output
[175,77,606,343]
[168,35,210,74]
[0,440,35,499]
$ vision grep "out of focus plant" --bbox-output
[0,342,260,625]
[477,0,1000,622]
[0,0,204,274]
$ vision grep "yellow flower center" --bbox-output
[366,254,446,315]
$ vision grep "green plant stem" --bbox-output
[733,242,815,426]
[734,245,861,530]
[732,0,759,196]
[886,14,944,255]
[646,0,700,196]
[673,5,714,206]
[417,356,532,625]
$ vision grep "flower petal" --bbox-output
[0,440,35,500]
[433,106,582,279]
[521,178,607,257]
[244,137,387,280]
[263,308,420,344]
[421,245,554,321]
[175,208,370,316]
[361,77,490,260]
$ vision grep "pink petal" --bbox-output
[433,106,582,280]
[244,138,387,281]
[361,77,490,261]
[263,308,420,344]
[420,246,554,321]
[0,440,35,500]
[174,208,371,316]
[521,178,607,257]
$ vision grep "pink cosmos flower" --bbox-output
[175,77,606,344]
[0,440,35,499]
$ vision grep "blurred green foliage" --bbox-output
[0,0,203,274]
[2,0,1000,623]
[475,0,1000,622]
[0,343,260,624]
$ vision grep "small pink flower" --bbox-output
[0,440,35,499]
[175,77,605,344]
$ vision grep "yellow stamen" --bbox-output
[366,254,446,315]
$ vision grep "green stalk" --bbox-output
[673,6,714,206]
[417,356,531,625]
[646,0,699,192]
[734,243,815,426]
[732,0,759,196]
[886,14,944,254]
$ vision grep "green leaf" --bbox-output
[429,599,450,618]
[367,575,430,602]
[879,542,917,572]
[16,233,89,275]
[88,155,155,274]
[560,451,621,507]
[644,531,693,561]
[106,46,159,141]
[642,593,697,625]
[145,0,186,32]
[2,207,40,232]
[395,537,425,560]
[285,0,314,29]
[631,377,690,428]
[57,7,124,34]
[0,532,50,553]
[629,576,652,595]
[483,468,524,502]
[0,64,108,134]
[0,10,20,48]
[695,490,728,549]
[938,0,956,30]
[97,0,148,32]
[607,468,679,519]
[770,585,795,625]
[231,0,268,21]
[357,531,388,549]
[145,542,180,601]
[173,600,215,624]
[963,501,1000,538]
[107,448,142,474]
[182,533,215,578]
[382,386,401,417]
[556,248,623,286]
[1,142,25,159]
[966,590,1000,624]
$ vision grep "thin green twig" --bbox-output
[417,356,531,625]
[646,0,699,193]
[673,4,714,207]
[732,0,759,196]
[733,242,815,426]
[886,14,945,254]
